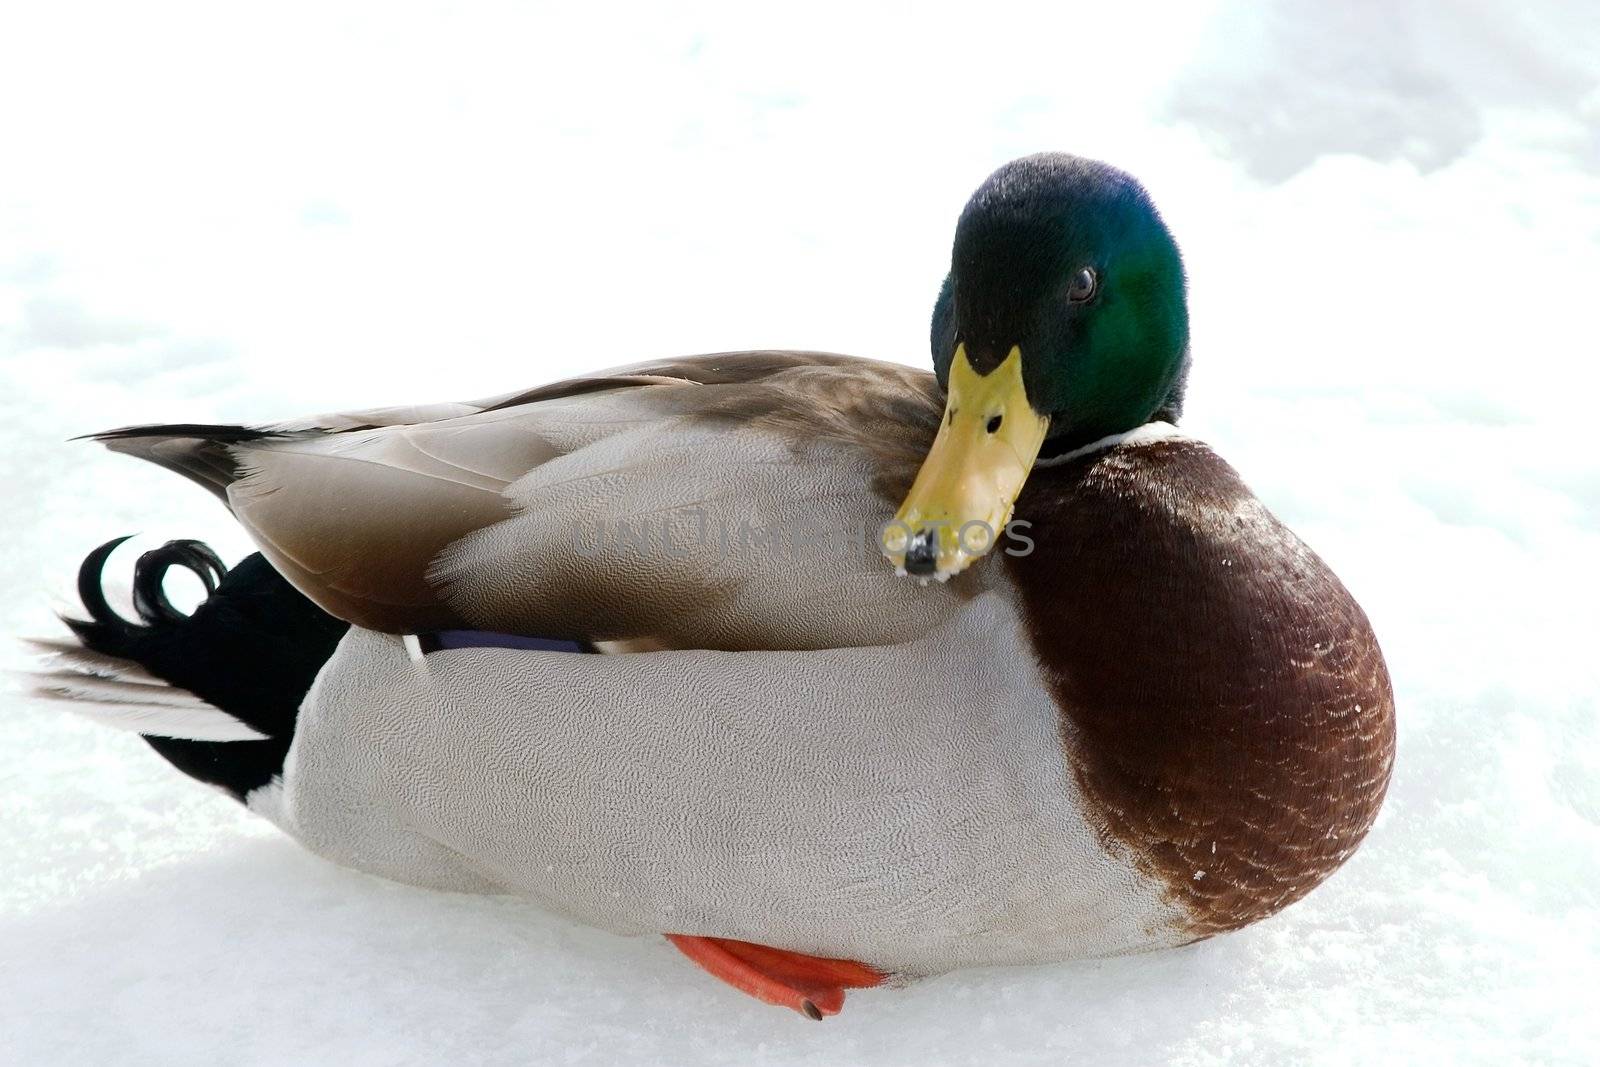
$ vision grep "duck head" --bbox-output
[885,153,1191,580]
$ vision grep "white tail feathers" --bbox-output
[22,637,168,686]
[24,634,267,742]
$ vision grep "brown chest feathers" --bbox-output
[1006,438,1396,937]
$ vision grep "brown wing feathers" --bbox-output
[87,424,297,502]
[82,354,948,638]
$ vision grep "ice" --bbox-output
[2,2,1596,1063]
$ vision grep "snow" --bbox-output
[2,1,1597,1063]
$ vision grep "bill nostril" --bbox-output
[905,529,938,576]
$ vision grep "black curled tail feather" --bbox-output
[67,535,139,652]
[132,539,226,626]
[67,536,225,654]
[66,537,349,801]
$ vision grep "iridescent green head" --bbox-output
[888,154,1190,579]
[930,153,1190,455]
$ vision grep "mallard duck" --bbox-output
[33,153,1395,1019]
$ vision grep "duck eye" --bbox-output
[1068,267,1097,303]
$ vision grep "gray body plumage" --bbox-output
[253,595,1186,976]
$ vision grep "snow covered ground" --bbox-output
[3,2,1597,1063]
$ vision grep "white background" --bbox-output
[2,2,1597,1064]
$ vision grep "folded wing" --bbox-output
[94,352,975,649]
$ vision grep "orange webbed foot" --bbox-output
[665,934,884,1018]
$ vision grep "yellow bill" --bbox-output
[883,344,1050,580]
